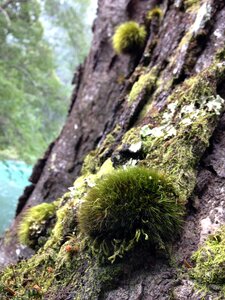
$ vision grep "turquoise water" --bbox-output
[0,160,32,235]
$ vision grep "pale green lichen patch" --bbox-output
[128,70,157,103]
[191,226,225,294]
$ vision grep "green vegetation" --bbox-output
[184,0,200,10]
[112,21,147,54]
[0,0,93,163]
[128,70,157,102]
[18,202,56,249]
[1,10,225,297]
[136,65,225,200]
[191,226,225,290]
[78,166,183,263]
[146,7,163,21]
[43,0,93,84]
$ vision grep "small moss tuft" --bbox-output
[78,166,183,263]
[191,226,225,288]
[18,202,56,249]
[112,21,147,54]
[146,7,163,21]
[128,71,156,102]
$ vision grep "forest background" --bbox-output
[0,0,96,163]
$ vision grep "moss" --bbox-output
[121,127,141,146]
[139,66,225,199]
[0,231,123,299]
[128,70,157,103]
[191,226,225,293]
[1,58,225,300]
[43,196,79,249]
[0,247,57,299]
[81,150,98,175]
[146,7,163,21]
[215,47,225,62]
[184,0,200,10]
[112,21,147,54]
[78,166,183,263]
[18,202,57,249]
[81,125,121,174]
[96,125,121,161]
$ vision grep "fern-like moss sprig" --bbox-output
[112,21,147,54]
[78,167,183,262]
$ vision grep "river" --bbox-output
[0,160,32,235]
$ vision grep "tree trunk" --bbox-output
[1,0,225,299]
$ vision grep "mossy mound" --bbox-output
[18,202,57,249]
[112,21,147,54]
[191,227,225,287]
[146,7,163,21]
[78,166,183,263]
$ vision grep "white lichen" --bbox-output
[191,2,212,36]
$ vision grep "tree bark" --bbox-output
[1,0,225,299]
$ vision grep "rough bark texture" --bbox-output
[1,0,225,299]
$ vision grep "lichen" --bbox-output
[1,44,225,300]
[122,64,225,201]
[112,21,147,54]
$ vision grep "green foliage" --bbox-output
[18,202,56,248]
[191,227,225,288]
[78,166,183,263]
[0,0,69,162]
[43,0,93,83]
[112,21,147,54]
[0,0,95,163]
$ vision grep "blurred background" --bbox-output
[0,0,97,234]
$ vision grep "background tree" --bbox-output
[0,0,93,163]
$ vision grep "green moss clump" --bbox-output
[191,227,225,288]
[18,202,56,249]
[112,21,147,54]
[78,166,183,263]
[146,7,163,21]
[128,71,156,103]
